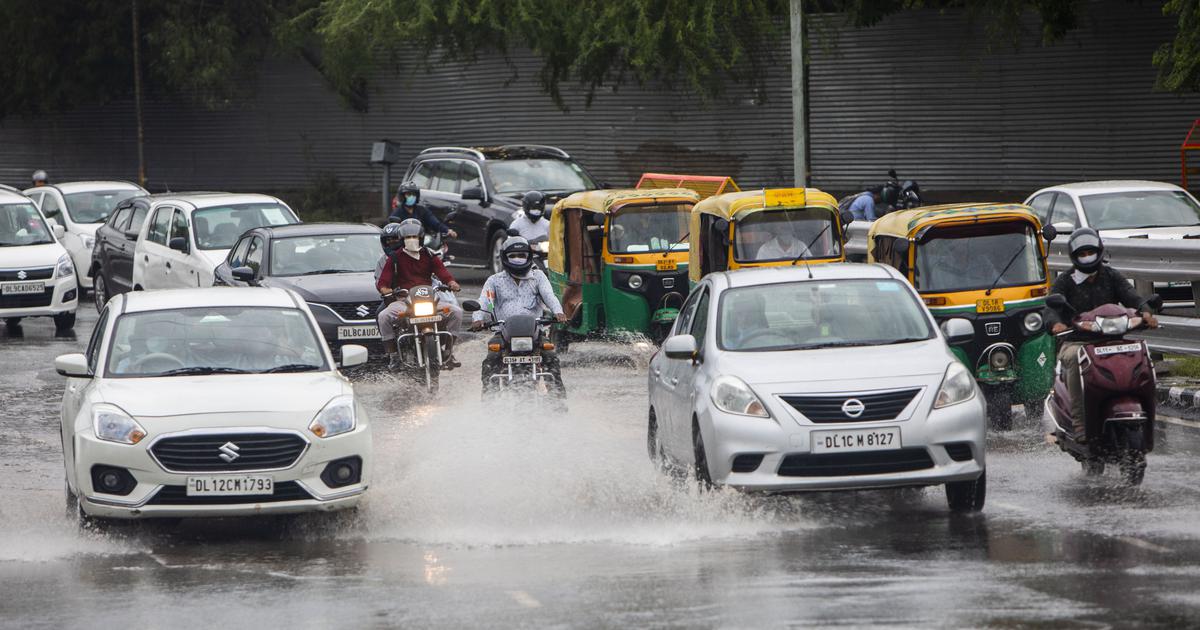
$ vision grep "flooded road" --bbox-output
[4,303,1200,628]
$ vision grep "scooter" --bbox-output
[528,235,551,273]
[386,283,458,394]
[1043,294,1162,485]
[462,301,565,407]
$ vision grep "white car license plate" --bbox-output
[503,355,542,364]
[186,476,274,496]
[408,315,442,324]
[811,427,901,454]
[337,324,380,340]
[1,281,44,295]
[1095,342,1143,356]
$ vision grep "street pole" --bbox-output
[132,0,146,188]
[790,0,808,187]
[382,164,391,217]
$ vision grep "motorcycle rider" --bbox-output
[31,170,48,187]
[388,181,458,239]
[470,236,569,393]
[509,191,551,241]
[1046,227,1158,440]
[377,219,463,370]
[374,222,405,284]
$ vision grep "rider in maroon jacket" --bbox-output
[376,219,462,369]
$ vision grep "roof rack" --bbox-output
[636,173,739,200]
[419,147,487,160]
[496,144,571,159]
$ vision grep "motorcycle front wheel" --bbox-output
[422,334,441,394]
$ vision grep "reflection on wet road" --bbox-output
[2,307,1200,628]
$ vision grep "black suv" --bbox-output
[402,145,600,273]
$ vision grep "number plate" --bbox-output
[1094,342,1143,356]
[186,476,273,497]
[503,355,542,364]
[1,281,45,295]
[975,298,1004,314]
[656,259,678,272]
[337,325,380,340]
[408,315,442,324]
[811,427,901,454]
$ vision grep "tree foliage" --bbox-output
[1155,0,1200,92]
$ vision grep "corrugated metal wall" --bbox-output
[0,0,1196,204]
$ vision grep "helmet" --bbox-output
[522,191,547,221]
[1067,227,1104,273]
[31,170,47,185]
[397,181,421,207]
[500,236,534,277]
[380,222,404,253]
[396,218,425,240]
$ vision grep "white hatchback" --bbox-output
[0,188,78,331]
[56,287,371,521]
[647,264,987,511]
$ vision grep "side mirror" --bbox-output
[461,187,485,201]
[461,299,481,312]
[55,353,91,378]
[340,344,368,368]
[231,266,257,284]
[1041,224,1058,241]
[662,334,698,360]
[169,236,188,253]
[47,218,65,240]
[839,210,855,226]
[1052,222,1074,236]
[123,230,139,241]
[940,318,974,346]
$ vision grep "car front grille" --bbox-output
[314,301,378,322]
[780,388,922,423]
[146,481,312,505]
[0,267,54,281]
[0,287,54,309]
[777,448,935,477]
[150,433,308,472]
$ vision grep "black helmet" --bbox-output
[380,222,404,252]
[500,236,534,277]
[1067,227,1104,273]
[522,191,547,221]
[397,182,421,207]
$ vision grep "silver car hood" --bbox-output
[720,339,950,390]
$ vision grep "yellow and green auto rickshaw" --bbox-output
[868,203,1058,429]
[689,187,851,284]
[547,188,700,346]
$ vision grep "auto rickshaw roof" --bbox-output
[869,203,1041,239]
[554,188,702,215]
[693,188,839,221]
[635,173,739,199]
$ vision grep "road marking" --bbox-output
[508,590,542,609]
[1117,536,1173,554]
[1158,415,1200,430]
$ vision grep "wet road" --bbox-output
[4,299,1200,628]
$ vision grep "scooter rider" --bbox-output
[1046,227,1158,439]
[471,236,569,392]
[509,191,550,241]
[377,219,463,370]
[389,181,458,239]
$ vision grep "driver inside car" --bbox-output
[376,219,462,370]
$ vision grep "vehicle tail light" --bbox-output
[542,342,555,351]
[488,343,502,352]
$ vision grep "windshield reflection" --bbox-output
[608,205,689,254]
[0,203,54,246]
[914,225,1044,292]
[734,209,840,262]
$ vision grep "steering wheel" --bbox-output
[130,352,185,372]
[735,329,794,347]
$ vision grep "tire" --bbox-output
[422,334,441,394]
[945,471,987,512]
[4,317,21,327]
[1082,458,1106,476]
[986,388,1013,431]
[489,231,507,275]
[692,419,714,490]
[647,408,662,464]
[1119,450,1146,486]
[53,311,76,332]
[93,274,109,313]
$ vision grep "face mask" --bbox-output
[404,195,418,206]
[507,254,529,267]
[528,211,543,221]
[1077,253,1098,265]
[404,237,422,253]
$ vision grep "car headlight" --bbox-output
[83,235,95,249]
[934,362,976,409]
[1095,315,1129,335]
[93,405,146,445]
[511,336,534,352]
[309,395,356,438]
[628,274,643,289]
[1023,311,1043,332]
[56,254,74,279]
[710,375,769,417]
[412,301,435,317]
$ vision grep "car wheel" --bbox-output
[1119,450,1146,486]
[489,231,507,274]
[692,418,714,490]
[945,471,987,512]
[54,311,76,332]
[4,317,21,328]
[93,274,108,313]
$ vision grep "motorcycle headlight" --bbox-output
[412,301,435,317]
[309,395,356,438]
[1023,311,1043,332]
[56,254,74,279]
[628,274,643,289]
[93,405,146,445]
[511,336,534,352]
[934,362,976,409]
[1095,315,1129,335]
[710,375,769,418]
[988,348,1012,371]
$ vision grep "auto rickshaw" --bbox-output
[636,172,740,198]
[867,203,1058,429]
[547,188,700,346]
[689,187,851,284]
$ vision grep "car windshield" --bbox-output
[0,203,54,246]
[485,159,595,195]
[718,279,933,352]
[64,189,144,223]
[913,223,1045,293]
[734,208,841,262]
[107,306,327,377]
[193,203,299,250]
[1080,190,1200,230]
[270,234,382,276]
[608,204,690,254]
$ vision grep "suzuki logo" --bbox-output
[217,442,241,463]
[355,304,370,318]
[16,270,26,280]
[985,322,1001,336]
[842,398,866,418]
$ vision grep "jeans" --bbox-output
[1057,340,1088,431]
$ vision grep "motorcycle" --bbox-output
[1043,294,1162,485]
[462,301,565,407]
[882,169,922,214]
[386,283,458,393]
[528,235,551,273]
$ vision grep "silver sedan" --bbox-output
[647,264,987,511]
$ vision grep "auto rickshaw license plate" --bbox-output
[656,259,677,272]
[503,356,542,364]
[975,298,1004,314]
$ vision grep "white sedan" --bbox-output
[647,264,987,511]
[56,287,371,521]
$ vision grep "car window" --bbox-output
[431,161,462,194]
[148,207,171,245]
[409,161,437,189]
[170,208,190,247]
[107,207,131,232]
[245,236,264,273]
[39,192,63,221]
[64,189,143,224]
[461,162,483,191]
[485,159,596,195]
[690,288,711,344]
[1027,193,1053,225]
[192,203,298,250]
[86,308,110,372]
[128,205,148,234]
[1050,194,1078,228]
[1079,190,1200,230]
[228,237,252,268]
[0,202,54,246]
[673,286,704,335]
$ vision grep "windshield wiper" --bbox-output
[258,363,321,373]
[300,269,358,275]
[875,337,928,346]
[662,231,689,257]
[156,366,251,377]
[798,340,879,350]
[791,223,832,278]
[985,240,1028,296]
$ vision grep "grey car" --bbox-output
[646,263,988,511]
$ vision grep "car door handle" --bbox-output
[670,377,679,385]
[165,262,172,270]
[143,255,149,262]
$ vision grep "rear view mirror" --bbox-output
[1041,224,1058,241]
[940,318,974,345]
[1052,222,1074,236]
[231,266,256,283]
[461,187,484,201]
[340,344,368,368]
[663,334,698,360]
[55,353,90,378]
[461,299,481,312]
[47,218,65,240]
[169,237,188,252]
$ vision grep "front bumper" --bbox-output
[72,425,371,519]
[702,394,986,492]
[0,276,77,318]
